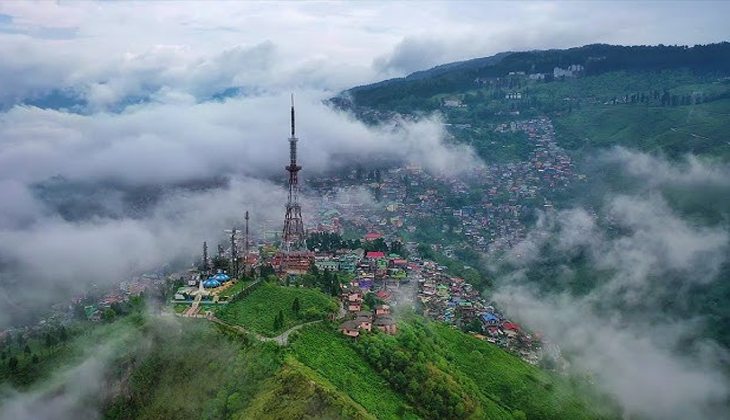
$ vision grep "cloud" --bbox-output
[0,90,477,327]
[0,325,144,420]
[493,149,730,420]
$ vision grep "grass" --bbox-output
[240,357,378,420]
[216,282,339,337]
[219,279,255,298]
[290,323,419,420]
[431,322,607,420]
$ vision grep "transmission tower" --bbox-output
[281,94,306,251]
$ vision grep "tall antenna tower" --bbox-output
[281,94,306,251]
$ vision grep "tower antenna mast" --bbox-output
[281,94,305,251]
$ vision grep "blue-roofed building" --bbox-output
[482,313,500,324]
[203,278,222,288]
[210,272,231,283]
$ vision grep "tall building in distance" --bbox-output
[281,94,306,251]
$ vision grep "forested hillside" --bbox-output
[333,43,730,160]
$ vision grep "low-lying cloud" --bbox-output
[492,149,730,420]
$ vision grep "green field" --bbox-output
[290,323,419,420]
[216,282,339,337]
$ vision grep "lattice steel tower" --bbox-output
[281,95,306,251]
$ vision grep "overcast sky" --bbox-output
[0,1,728,102]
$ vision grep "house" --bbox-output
[348,301,362,312]
[315,260,340,272]
[376,290,391,302]
[374,304,391,316]
[366,251,386,260]
[482,313,500,325]
[364,232,382,241]
[354,315,373,332]
[338,320,361,338]
[374,316,397,334]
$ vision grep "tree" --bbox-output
[292,298,301,316]
[273,310,285,330]
[8,356,18,372]
[59,326,69,345]
[31,354,39,364]
[102,308,116,323]
[24,344,31,355]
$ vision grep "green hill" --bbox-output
[216,282,339,337]
[333,43,730,161]
[1,309,616,420]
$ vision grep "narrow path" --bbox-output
[208,316,321,346]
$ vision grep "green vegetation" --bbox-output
[432,323,613,420]
[290,324,418,420]
[241,357,378,420]
[347,319,608,420]
[553,98,730,159]
[105,318,284,420]
[289,319,614,420]
[2,302,616,420]
[219,279,255,298]
[216,282,339,337]
[0,317,142,389]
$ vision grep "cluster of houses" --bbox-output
[337,305,397,338]
[307,117,577,259]
[416,260,541,365]
[338,283,397,337]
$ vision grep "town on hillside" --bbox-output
[2,108,573,373]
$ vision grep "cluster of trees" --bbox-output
[302,264,343,297]
[361,237,407,257]
[307,232,359,252]
[1,325,72,385]
[352,323,477,419]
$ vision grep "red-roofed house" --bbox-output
[503,322,520,331]
[366,251,386,259]
[376,290,391,302]
[364,232,382,241]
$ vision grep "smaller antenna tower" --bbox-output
[245,211,250,265]
[230,228,239,278]
[202,241,209,273]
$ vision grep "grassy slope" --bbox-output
[290,319,612,420]
[105,318,284,420]
[432,323,606,420]
[240,357,378,420]
[289,324,419,420]
[217,283,338,337]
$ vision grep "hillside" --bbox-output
[1,310,617,420]
[333,43,730,161]
[216,282,339,337]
